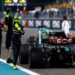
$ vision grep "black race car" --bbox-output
[19,29,75,68]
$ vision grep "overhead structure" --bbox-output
[4,0,27,6]
[4,0,27,12]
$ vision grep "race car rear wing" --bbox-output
[42,31,75,45]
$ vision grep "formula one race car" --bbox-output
[19,28,75,68]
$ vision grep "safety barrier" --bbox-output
[22,19,75,30]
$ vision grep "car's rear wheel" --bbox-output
[29,47,43,68]
[19,44,29,64]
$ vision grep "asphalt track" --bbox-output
[1,31,75,75]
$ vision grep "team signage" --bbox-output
[5,0,12,3]
[52,20,60,28]
[23,19,75,30]
[5,0,26,3]
[5,0,27,6]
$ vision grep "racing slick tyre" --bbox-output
[19,44,29,64]
[50,47,65,67]
[29,47,43,68]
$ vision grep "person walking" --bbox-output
[12,15,24,70]
[62,15,72,38]
[5,8,13,63]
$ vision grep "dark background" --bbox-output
[26,0,56,10]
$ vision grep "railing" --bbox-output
[20,8,74,19]
[1,7,75,20]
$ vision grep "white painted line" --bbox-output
[0,59,40,75]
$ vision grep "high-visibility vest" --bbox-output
[5,14,10,18]
[13,17,22,31]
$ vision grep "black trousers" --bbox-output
[12,35,21,65]
[0,33,2,56]
[6,32,12,49]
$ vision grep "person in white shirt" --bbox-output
[62,16,72,38]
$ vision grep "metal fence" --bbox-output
[20,8,74,19]
[1,7,75,19]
